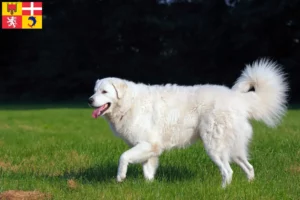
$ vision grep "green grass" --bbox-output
[0,104,300,199]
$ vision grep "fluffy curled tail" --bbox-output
[232,59,288,127]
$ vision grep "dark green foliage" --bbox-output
[1,0,299,102]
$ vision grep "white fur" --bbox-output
[89,58,288,188]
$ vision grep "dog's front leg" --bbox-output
[142,157,159,181]
[117,141,161,182]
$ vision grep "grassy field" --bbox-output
[0,104,299,200]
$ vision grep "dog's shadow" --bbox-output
[60,162,195,183]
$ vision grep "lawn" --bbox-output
[0,104,299,200]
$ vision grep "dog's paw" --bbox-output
[248,176,255,182]
[143,173,155,182]
[145,176,154,182]
[248,169,255,182]
[117,175,126,183]
[221,182,228,189]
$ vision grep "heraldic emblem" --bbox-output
[2,2,43,29]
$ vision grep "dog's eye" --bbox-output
[102,90,107,94]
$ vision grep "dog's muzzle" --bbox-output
[88,97,94,105]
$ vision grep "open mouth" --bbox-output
[92,103,111,118]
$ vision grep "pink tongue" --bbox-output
[92,105,106,118]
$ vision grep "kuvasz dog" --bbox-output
[88,59,288,188]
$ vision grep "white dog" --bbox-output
[89,59,288,188]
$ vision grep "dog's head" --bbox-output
[88,78,127,118]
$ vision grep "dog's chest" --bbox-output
[108,115,148,145]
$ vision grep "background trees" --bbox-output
[1,0,299,102]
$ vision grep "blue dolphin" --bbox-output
[28,16,37,28]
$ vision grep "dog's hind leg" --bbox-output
[117,141,162,182]
[223,156,233,185]
[200,139,233,187]
[199,114,234,188]
[208,152,233,188]
[143,157,159,181]
[233,155,254,181]
[232,121,255,181]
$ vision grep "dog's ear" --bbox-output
[111,80,127,99]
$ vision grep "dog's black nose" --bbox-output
[88,98,94,104]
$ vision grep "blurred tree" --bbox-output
[0,0,299,102]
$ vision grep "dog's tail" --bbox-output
[232,58,288,127]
